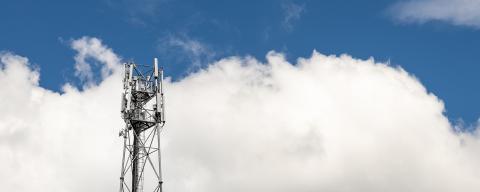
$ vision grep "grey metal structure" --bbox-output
[119,58,166,192]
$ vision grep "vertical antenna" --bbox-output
[155,57,165,192]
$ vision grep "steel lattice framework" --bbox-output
[119,58,165,192]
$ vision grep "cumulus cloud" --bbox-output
[390,0,480,28]
[2,37,480,192]
[0,50,123,192]
[281,1,305,31]
[71,36,121,86]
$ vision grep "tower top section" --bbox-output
[120,58,165,132]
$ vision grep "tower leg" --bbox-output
[157,125,163,192]
[132,129,145,192]
[119,131,127,192]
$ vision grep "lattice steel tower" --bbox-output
[119,58,166,192]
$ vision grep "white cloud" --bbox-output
[390,0,480,28]
[2,38,480,192]
[281,1,305,31]
[71,36,121,86]
[0,50,123,191]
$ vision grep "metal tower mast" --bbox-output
[119,58,166,192]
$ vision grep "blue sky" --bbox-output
[1,0,479,124]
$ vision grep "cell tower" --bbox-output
[119,58,166,192]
